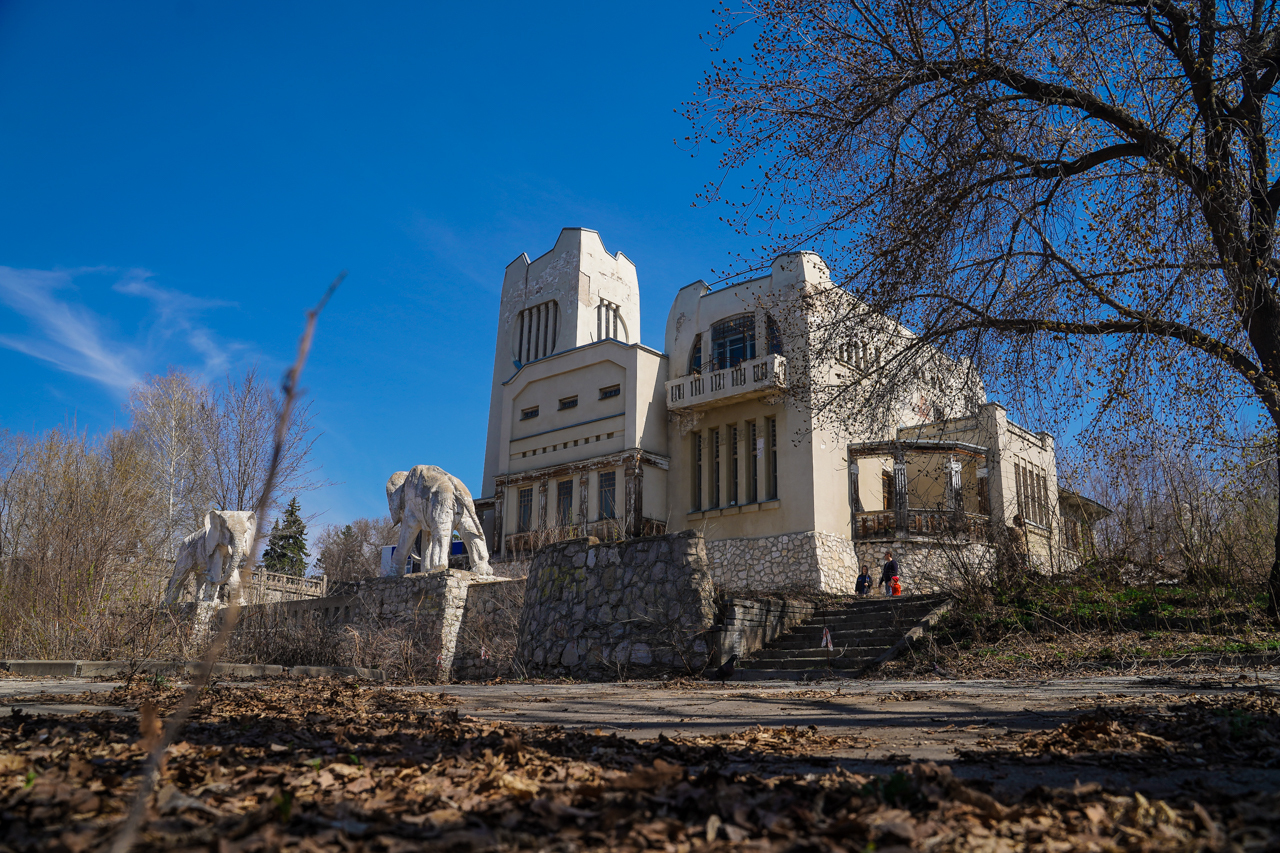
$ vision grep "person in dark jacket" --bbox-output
[880,551,898,595]
[855,567,873,596]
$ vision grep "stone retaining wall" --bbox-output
[853,539,995,594]
[240,570,523,681]
[516,531,716,679]
[706,531,860,594]
[715,597,815,664]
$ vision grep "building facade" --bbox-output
[477,230,1103,591]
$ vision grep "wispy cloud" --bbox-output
[114,271,242,377]
[0,266,143,390]
[0,265,249,394]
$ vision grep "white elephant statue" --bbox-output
[164,510,258,606]
[386,465,492,576]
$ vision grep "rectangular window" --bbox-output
[767,417,778,501]
[598,471,616,519]
[710,428,721,507]
[520,406,539,420]
[729,425,739,505]
[748,421,758,503]
[556,479,573,526]
[558,396,578,410]
[977,473,990,515]
[882,471,895,512]
[693,433,703,510]
[599,384,620,400]
[1039,471,1050,527]
[517,487,533,532]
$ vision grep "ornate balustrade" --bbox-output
[664,354,786,412]
[854,510,991,541]
[504,518,667,557]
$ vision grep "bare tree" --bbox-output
[314,516,396,584]
[129,370,208,556]
[199,366,325,517]
[690,0,1280,615]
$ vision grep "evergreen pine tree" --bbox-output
[261,497,310,577]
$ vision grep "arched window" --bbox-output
[688,333,703,374]
[710,314,756,370]
[513,300,559,364]
[597,300,628,342]
[766,314,783,355]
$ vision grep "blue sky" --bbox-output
[0,1,758,529]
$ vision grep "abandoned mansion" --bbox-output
[470,228,1106,593]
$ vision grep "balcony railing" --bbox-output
[503,518,667,557]
[665,353,786,412]
[854,510,991,541]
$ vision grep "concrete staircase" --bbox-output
[733,593,950,680]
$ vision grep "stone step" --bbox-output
[748,647,890,663]
[788,623,912,636]
[811,598,947,620]
[730,667,861,682]
[763,634,899,651]
[740,654,877,670]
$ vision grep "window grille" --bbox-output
[768,417,778,501]
[710,315,756,370]
[521,406,539,420]
[729,425,739,505]
[693,433,703,510]
[748,421,759,503]
[598,471,616,520]
[710,428,721,507]
[556,480,573,526]
[517,488,533,532]
[558,396,577,410]
[599,385,620,400]
[689,333,703,374]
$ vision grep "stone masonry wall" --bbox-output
[715,597,815,665]
[706,532,860,595]
[452,576,525,681]
[853,539,996,594]
[516,531,716,679]
[239,569,519,681]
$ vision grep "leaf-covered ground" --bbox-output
[3,680,1279,851]
[963,689,1280,770]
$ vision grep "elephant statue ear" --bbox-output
[386,471,409,526]
[205,511,232,557]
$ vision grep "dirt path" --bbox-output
[5,671,1278,800]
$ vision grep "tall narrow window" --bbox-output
[598,471,617,520]
[977,471,990,515]
[729,425,739,505]
[517,487,533,532]
[514,300,559,364]
[710,428,721,508]
[693,433,703,510]
[689,333,703,374]
[882,471,895,512]
[748,421,759,503]
[1015,463,1026,520]
[765,313,783,355]
[767,417,778,501]
[556,479,573,526]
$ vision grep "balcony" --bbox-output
[665,353,787,413]
[854,509,991,542]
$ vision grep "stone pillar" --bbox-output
[893,456,909,534]
[624,453,644,538]
[492,484,504,557]
[538,480,548,530]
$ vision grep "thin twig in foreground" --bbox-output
[109,271,345,853]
